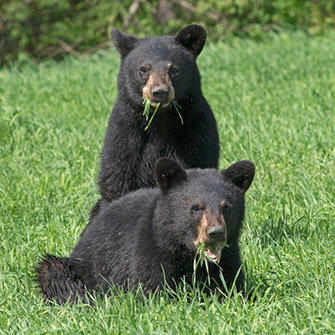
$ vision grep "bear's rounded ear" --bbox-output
[221,160,255,193]
[155,158,187,191]
[175,24,207,57]
[111,28,139,58]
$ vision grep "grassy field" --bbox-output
[1,31,334,334]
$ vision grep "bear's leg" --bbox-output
[36,254,88,304]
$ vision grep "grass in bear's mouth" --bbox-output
[143,99,160,131]
[192,241,228,286]
[142,98,184,131]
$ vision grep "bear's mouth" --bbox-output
[202,241,228,264]
[142,98,184,131]
[193,211,228,264]
[142,93,172,108]
[148,99,170,108]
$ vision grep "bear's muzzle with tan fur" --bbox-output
[142,66,175,107]
[193,206,228,264]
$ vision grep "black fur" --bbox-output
[93,24,219,219]
[36,159,255,304]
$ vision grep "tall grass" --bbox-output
[0,32,334,334]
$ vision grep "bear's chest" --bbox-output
[140,110,185,161]
[138,132,178,175]
[136,124,187,187]
[142,132,178,160]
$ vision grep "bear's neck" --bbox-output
[150,204,196,280]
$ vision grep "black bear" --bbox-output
[92,24,219,219]
[36,158,255,304]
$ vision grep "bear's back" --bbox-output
[71,188,161,290]
[73,188,159,255]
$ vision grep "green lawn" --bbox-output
[1,32,334,334]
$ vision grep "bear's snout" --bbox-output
[151,85,170,102]
[142,71,175,106]
[207,226,226,243]
[193,210,227,264]
[193,210,226,247]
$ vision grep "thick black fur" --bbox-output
[36,158,255,304]
[92,24,219,219]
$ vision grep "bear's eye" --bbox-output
[191,203,205,214]
[168,65,179,78]
[220,200,232,217]
[138,64,152,79]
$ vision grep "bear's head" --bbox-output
[111,25,206,109]
[153,158,255,264]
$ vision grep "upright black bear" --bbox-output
[36,158,255,304]
[92,24,219,218]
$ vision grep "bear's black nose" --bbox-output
[151,86,169,102]
[208,226,226,242]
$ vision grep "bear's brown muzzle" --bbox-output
[142,70,175,107]
[193,209,227,264]
[207,226,226,242]
[193,209,227,248]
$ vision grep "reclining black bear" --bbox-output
[36,158,255,304]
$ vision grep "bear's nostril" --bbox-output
[151,86,169,101]
[208,226,226,242]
